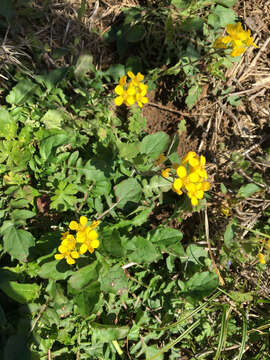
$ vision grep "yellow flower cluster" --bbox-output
[172,151,211,207]
[214,22,258,57]
[55,216,100,265]
[114,72,148,108]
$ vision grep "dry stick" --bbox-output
[198,114,213,153]
[204,207,225,286]
[239,37,270,83]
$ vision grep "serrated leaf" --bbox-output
[99,265,128,295]
[39,131,69,161]
[11,209,35,221]
[41,109,64,129]
[0,281,40,304]
[127,236,160,263]
[151,227,183,248]
[185,84,202,110]
[38,260,73,280]
[0,222,35,261]
[238,183,261,198]
[74,281,101,316]
[141,132,169,159]
[184,271,219,299]
[6,79,37,105]
[114,178,142,209]
[92,323,129,343]
[208,5,236,28]
[68,261,100,291]
[50,181,78,211]
[0,109,17,139]
[74,54,94,79]
[35,67,69,92]
[118,141,141,160]
[100,227,125,258]
[229,291,253,303]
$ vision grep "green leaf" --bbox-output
[38,260,73,280]
[114,178,142,209]
[171,0,191,9]
[229,291,253,303]
[68,261,100,292]
[180,17,204,32]
[0,109,17,139]
[92,323,129,343]
[99,264,128,295]
[74,54,94,79]
[151,227,183,249]
[186,244,208,264]
[185,84,202,110]
[74,281,101,316]
[4,335,31,360]
[11,209,35,221]
[0,223,35,261]
[145,345,164,360]
[208,5,236,28]
[35,67,69,92]
[41,109,65,129]
[184,271,219,299]
[50,181,78,211]
[125,24,145,42]
[0,281,40,304]
[224,221,235,248]
[100,227,125,257]
[145,176,172,196]
[141,132,170,159]
[127,236,160,263]
[6,79,37,105]
[118,141,141,160]
[238,183,261,198]
[215,0,237,7]
[106,64,126,82]
[39,131,69,161]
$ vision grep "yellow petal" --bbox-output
[91,239,99,249]
[127,71,135,79]
[80,216,88,227]
[80,243,88,254]
[119,75,127,86]
[195,190,204,199]
[87,229,98,241]
[230,46,246,57]
[202,181,211,191]
[114,85,124,95]
[58,244,68,254]
[126,96,135,105]
[191,197,198,206]
[127,86,136,95]
[258,253,266,264]
[71,251,80,259]
[66,256,75,265]
[173,178,183,191]
[69,221,79,230]
[55,253,64,260]
[115,96,123,106]
[136,72,144,81]
[177,165,187,178]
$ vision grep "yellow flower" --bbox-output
[161,168,171,178]
[176,166,187,178]
[214,22,258,57]
[79,228,99,254]
[258,253,266,264]
[55,234,79,265]
[114,72,148,107]
[69,216,88,231]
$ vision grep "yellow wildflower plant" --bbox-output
[214,22,258,57]
[114,72,148,108]
[172,151,210,207]
[258,253,266,265]
[161,168,171,178]
[55,216,100,265]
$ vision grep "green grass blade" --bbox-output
[214,305,232,360]
[238,311,248,360]
[147,319,201,360]
[145,290,221,331]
